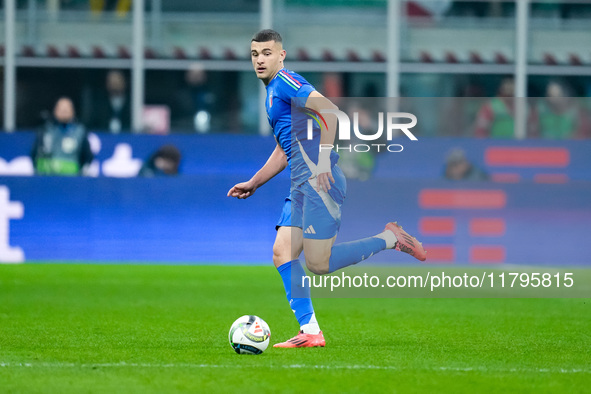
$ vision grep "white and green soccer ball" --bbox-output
[228,315,271,355]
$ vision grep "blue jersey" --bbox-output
[265,68,339,186]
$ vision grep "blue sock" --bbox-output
[328,237,387,273]
[277,260,315,326]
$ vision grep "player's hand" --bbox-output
[316,171,335,193]
[227,181,257,199]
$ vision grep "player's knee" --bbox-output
[305,259,329,275]
[273,253,288,267]
[272,241,290,266]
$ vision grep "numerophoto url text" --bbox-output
[302,272,574,292]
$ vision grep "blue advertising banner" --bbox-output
[0,133,589,265]
[0,176,589,265]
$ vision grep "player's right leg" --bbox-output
[302,165,426,275]
[304,220,427,275]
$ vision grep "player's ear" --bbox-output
[280,49,286,61]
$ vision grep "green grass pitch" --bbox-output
[1,264,589,393]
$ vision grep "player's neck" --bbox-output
[263,66,284,86]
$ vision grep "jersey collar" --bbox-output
[267,67,286,88]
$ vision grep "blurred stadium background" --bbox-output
[0,0,590,265]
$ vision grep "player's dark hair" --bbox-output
[251,29,282,43]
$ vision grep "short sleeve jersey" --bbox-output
[265,68,338,186]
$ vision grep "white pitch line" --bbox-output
[0,362,589,374]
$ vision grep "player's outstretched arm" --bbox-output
[227,143,287,199]
[305,90,338,193]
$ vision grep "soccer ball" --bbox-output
[228,315,271,355]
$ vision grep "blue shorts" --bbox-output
[276,165,346,239]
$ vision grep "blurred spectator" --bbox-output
[87,70,131,133]
[443,79,487,137]
[532,80,591,139]
[444,148,488,181]
[31,97,93,176]
[174,63,215,133]
[138,145,182,177]
[474,78,535,138]
[90,0,131,18]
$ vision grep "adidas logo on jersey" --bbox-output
[304,225,316,235]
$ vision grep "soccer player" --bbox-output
[227,29,427,348]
